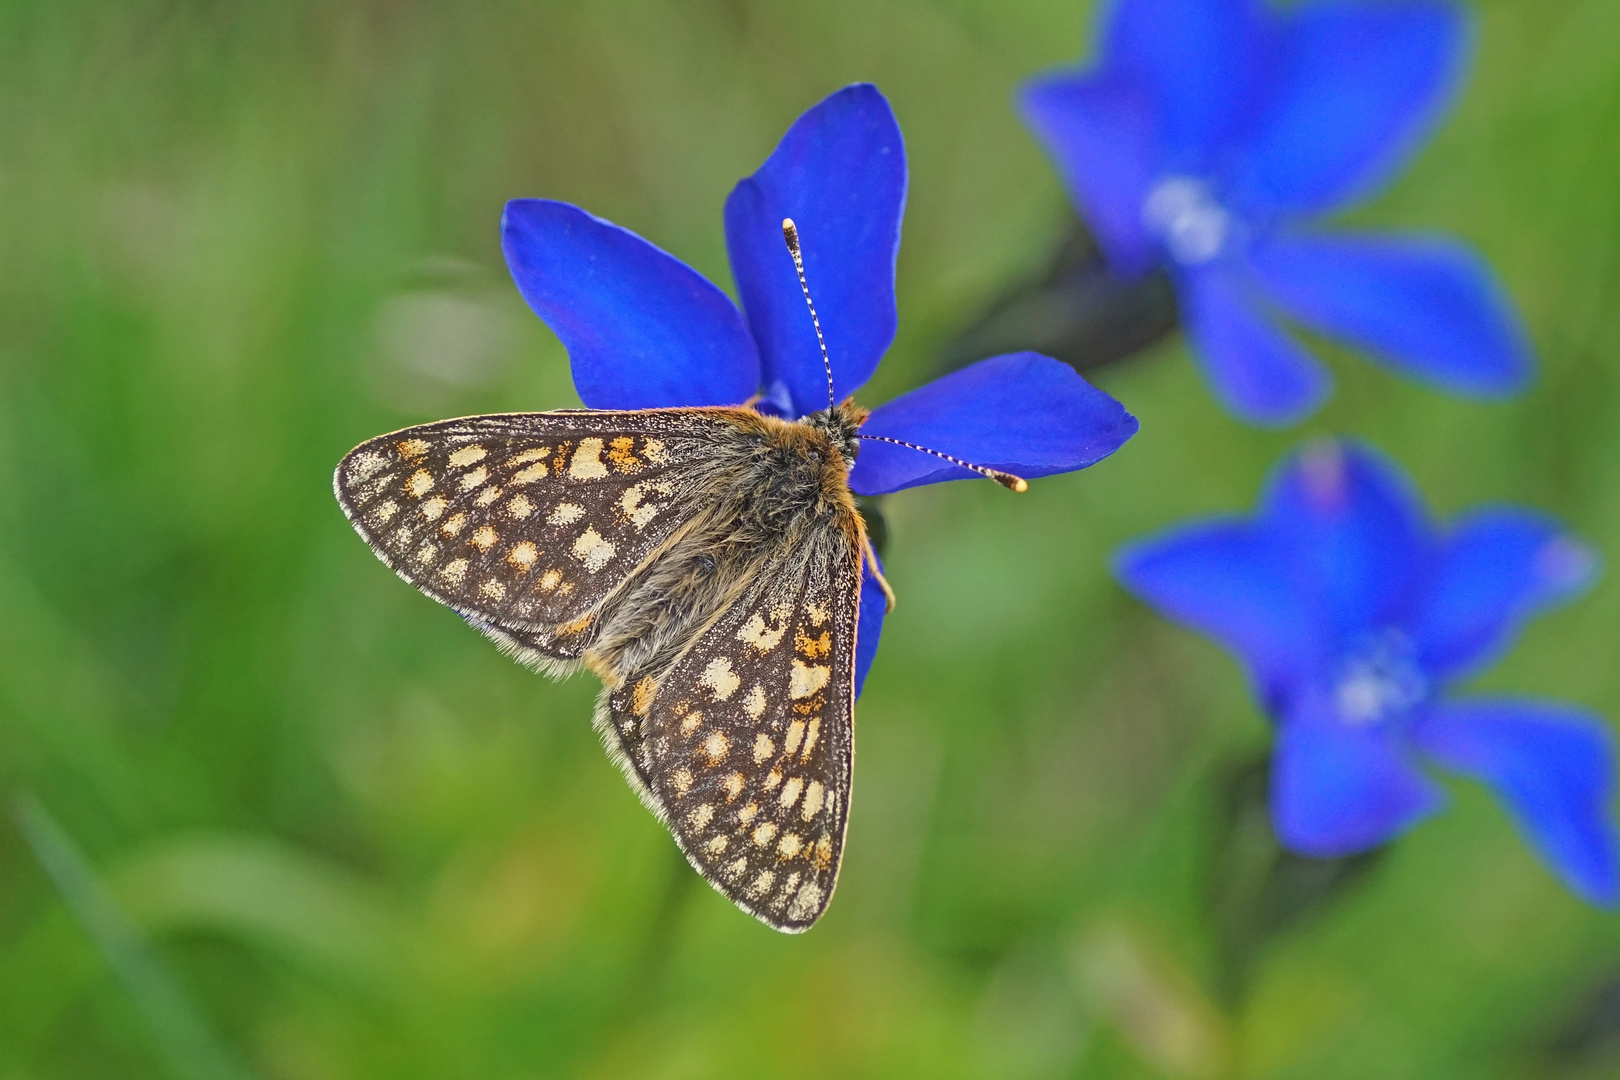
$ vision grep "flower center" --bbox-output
[1142,177,1232,265]
[1331,631,1428,727]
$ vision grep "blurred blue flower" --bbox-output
[1021,0,1532,425]
[500,84,1139,694]
[1116,440,1617,903]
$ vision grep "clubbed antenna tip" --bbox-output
[782,218,801,256]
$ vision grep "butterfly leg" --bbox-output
[861,532,897,613]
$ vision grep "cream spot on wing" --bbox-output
[752,733,775,764]
[642,439,669,464]
[764,768,782,791]
[738,803,759,824]
[506,494,533,519]
[395,438,429,461]
[700,730,730,764]
[474,485,501,507]
[512,447,549,465]
[801,719,820,760]
[706,834,729,856]
[480,580,505,601]
[804,602,829,626]
[746,870,775,899]
[439,559,468,585]
[448,445,486,467]
[752,822,778,847]
[700,658,741,701]
[722,773,745,800]
[548,503,584,526]
[571,527,616,572]
[671,768,693,796]
[779,777,803,810]
[743,684,767,722]
[679,709,704,737]
[787,881,824,922]
[789,661,830,699]
[419,496,448,521]
[724,858,747,882]
[415,543,437,566]
[440,513,466,536]
[784,720,805,756]
[737,613,787,653]
[824,789,838,817]
[508,541,538,570]
[370,500,399,524]
[470,525,498,552]
[346,451,386,482]
[538,568,562,592]
[513,462,549,484]
[568,437,609,480]
[458,466,488,491]
[687,803,714,829]
[801,781,824,821]
[777,832,803,859]
[405,470,434,498]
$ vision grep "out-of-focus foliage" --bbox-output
[2,1,1620,1077]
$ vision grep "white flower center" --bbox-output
[1142,177,1231,265]
[1332,631,1428,727]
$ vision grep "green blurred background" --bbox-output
[4,0,1620,1076]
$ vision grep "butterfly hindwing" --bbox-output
[602,523,861,932]
[334,410,736,654]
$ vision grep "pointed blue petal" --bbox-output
[1272,698,1444,856]
[724,84,906,415]
[1250,233,1532,396]
[1180,266,1332,425]
[1233,0,1467,214]
[1410,509,1599,681]
[854,556,887,699]
[1114,520,1324,711]
[1018,73,1163,276]
[502,200,759,409]
[1414,699,1620,905]
[847,352,1137,496]
[1102,0,1269,168]
[1261,439,1435,646]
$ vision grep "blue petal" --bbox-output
[1272,697,1444,856]
[502,200,759,409]
[847,352,1138,496]
[1114,520,1324,711]
[1413,699,1619,905]
[1250,234,1533,396]
[1180,266,1332,425]
[1410,508,1599,681]
[1018,73,1163,276]
[724,84,906,415]
[1102,0,1268,169]
[1261,439,1435,646]
[854,555,888,699]
[1232,0,1467,214]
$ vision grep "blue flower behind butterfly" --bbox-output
[1021,0,1532,425]
[501,84,1138,696]
[1116,440,1618,903]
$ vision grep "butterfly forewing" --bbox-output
[334,411,732,652]
[603,528,860,932]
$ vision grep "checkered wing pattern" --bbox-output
[605,528,861,932]
[334,410,730,656]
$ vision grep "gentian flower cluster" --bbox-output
[1116,440,1618,903]
[500,84,1138,694]
[1020,0,1532,425]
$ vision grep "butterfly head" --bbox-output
[802,399,869,471]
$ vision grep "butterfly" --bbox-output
[334,222,1025,931]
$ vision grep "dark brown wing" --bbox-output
[333,410,735,657]
[599,522,861,932]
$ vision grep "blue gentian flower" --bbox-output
[1116,440,1617,903]
[500,84,1138,695]
[1020,0,1532,425]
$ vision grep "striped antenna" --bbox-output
[857,434,1029,492]
[781,218,836,412]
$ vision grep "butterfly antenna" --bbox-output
[857,433,1029,492]
[782,218,836,412]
